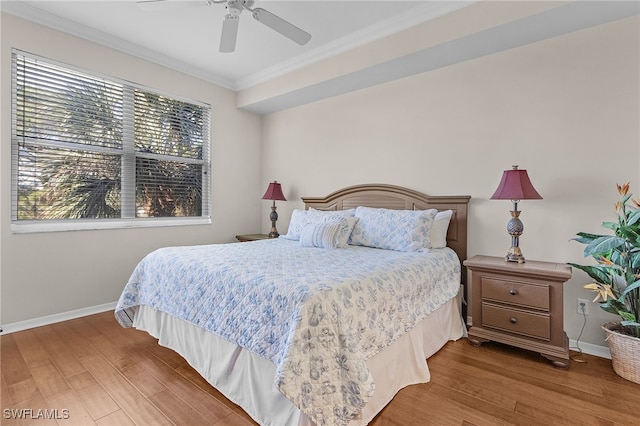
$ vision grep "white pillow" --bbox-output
[349,207,438,252]
[429,210,453,249]
[299,222,343,249]
[280,209,308,241]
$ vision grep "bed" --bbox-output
[115,184,470,426]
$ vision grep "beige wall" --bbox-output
[0,14,263,325]
[2,6,639,353]
[260,15,640,348]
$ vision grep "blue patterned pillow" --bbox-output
[349,207,438,252]
[299,222,343,249]
[309,207,356,217]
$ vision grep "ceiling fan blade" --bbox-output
[251,7,311,46]
[220,14,240,53]
[137,0,209,12]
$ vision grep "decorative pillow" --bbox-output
[324,215,358,248]
[349,207,438,252]
[429,210,453,249]
[299,222,343,249]
[281,209,358,243]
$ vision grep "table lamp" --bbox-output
[262,181,286,238]
[490,165,542,263]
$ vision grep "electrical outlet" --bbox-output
[577,298,589,315]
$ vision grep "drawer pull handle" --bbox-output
[509,289,518,296]
[510,317,518,324]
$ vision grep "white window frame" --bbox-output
[11,49,212,234]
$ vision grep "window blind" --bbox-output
[11,49,211,229]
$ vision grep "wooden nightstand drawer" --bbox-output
[481,277,550,311]
[482,303,550,340]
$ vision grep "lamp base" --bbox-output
[504,209,526,263]
[268,204,279,238]
[505,249,525,264]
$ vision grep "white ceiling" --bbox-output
[0,0,473,90]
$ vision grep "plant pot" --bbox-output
[602,322,640,385]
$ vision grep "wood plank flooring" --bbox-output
[1,311,637,425]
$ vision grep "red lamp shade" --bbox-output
[490,165,542,201]
[262,181,287,201]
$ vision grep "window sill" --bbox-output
[11,217,211,234]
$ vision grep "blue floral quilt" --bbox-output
[115,238,460,426]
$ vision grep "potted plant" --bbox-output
[569,182,640,384]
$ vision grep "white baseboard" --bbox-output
[569,339,611,359]
[0,302,117,335]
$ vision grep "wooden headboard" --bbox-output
[302,183,470,266]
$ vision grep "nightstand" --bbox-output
[463,255,572,369]
[235,233,272,242]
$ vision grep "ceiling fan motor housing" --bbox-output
[226,0,255,15]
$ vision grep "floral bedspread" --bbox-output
[115,238,460,426]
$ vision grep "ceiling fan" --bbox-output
[137,0,312,53]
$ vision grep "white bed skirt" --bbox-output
[133,294,466,425]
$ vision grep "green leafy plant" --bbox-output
[569,182,640,338]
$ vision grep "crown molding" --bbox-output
[0,1,237,89]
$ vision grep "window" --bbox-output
[11,50,211,232]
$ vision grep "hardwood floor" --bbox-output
[1,312,637,425]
